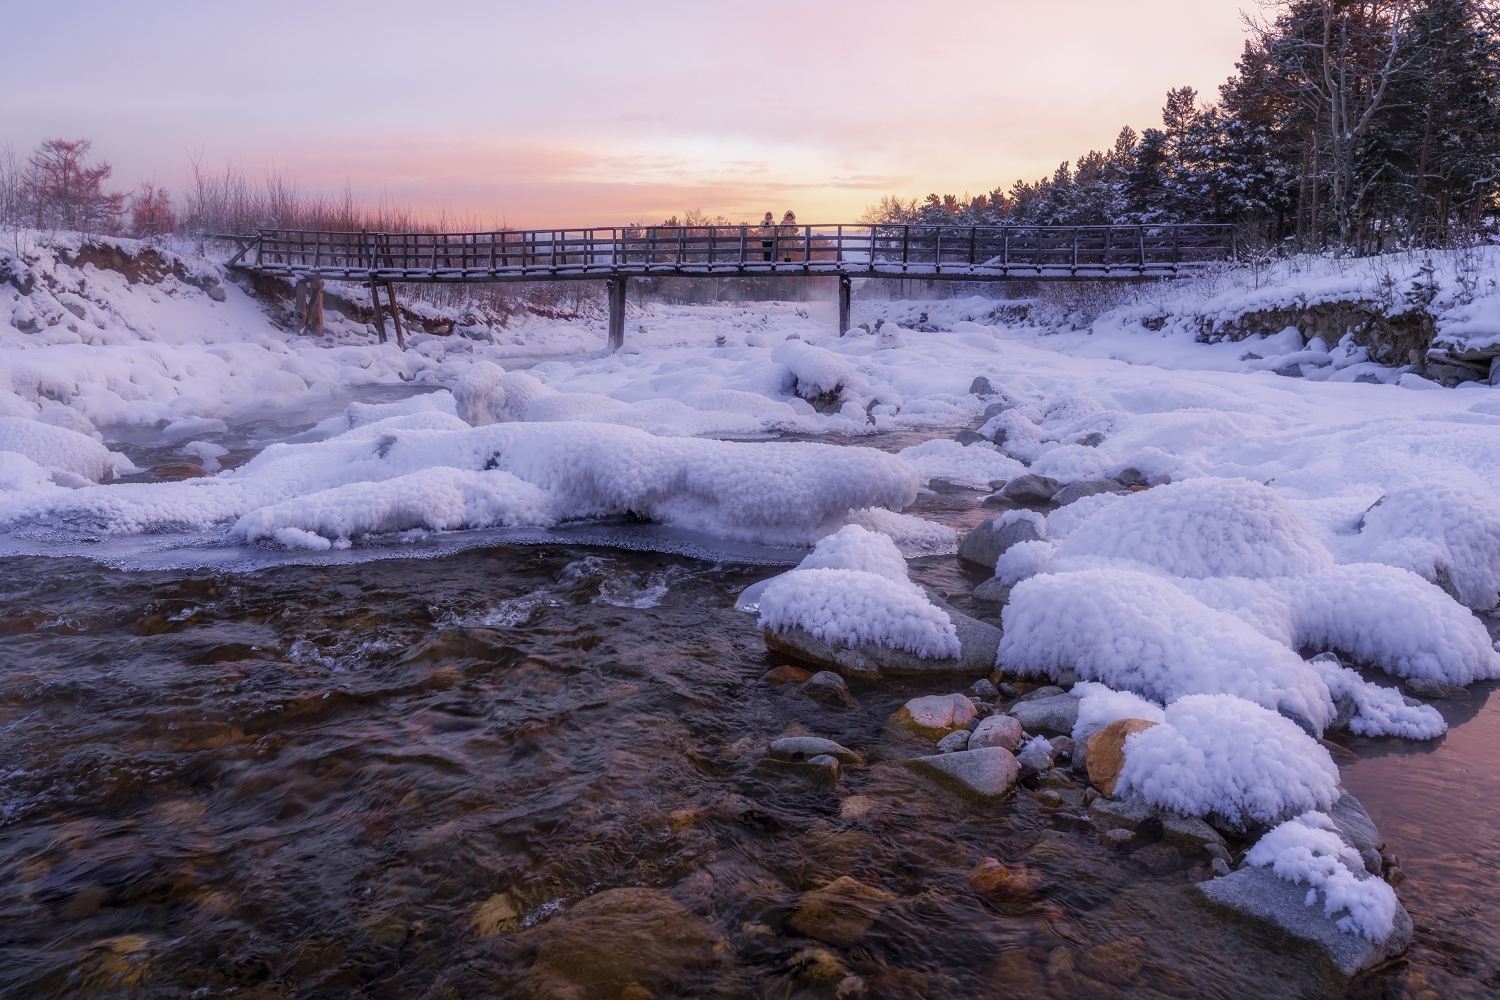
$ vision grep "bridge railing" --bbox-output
[234,223,1235,277]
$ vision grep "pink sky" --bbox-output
[3,1,1254,228]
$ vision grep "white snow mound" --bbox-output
[1117,694,1341,827]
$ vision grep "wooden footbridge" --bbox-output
[219,222,1235,350]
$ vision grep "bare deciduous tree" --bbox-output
[21,138,124,234]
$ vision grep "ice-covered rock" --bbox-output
[0,416,114,483]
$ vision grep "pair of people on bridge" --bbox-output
[760,210,800,262]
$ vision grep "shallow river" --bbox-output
[0,436,1496,999]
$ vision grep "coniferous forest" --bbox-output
[867,0,1500,255]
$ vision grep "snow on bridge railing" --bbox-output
[217,223,1236,282]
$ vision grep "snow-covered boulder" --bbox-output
[1200,812,1411,977]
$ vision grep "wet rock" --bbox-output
[953,428,989,446]
[970,576,1010,604]
[523,887,721,995]
[769,736,863,766]
[1210,857,1233,878]
[1360,848,1383,875]
[149,462,210,481]
[1101,828,1136,849]
[1001,474,1063,505]
[839,795,877,820]
[1051,479,1126,507]
[1006,692,1079,736]
[1085,718,1160,795]
[789,947,846,983]
[1014,684,1065,703]
[990,949,1047,994]
[890,693,977,739]
[996,680,1016,697]
[788,876,895,946]
[957,515,1045,568]
[969,678,999,701]
[765,602,1000,682]
[1132,842,1183,873]
[1077,431,1107,447]
[970,375,997,395]
[936,730,971,753]
[1115,467,1149,488]
[803,670,860,709]
[1404,676,1466,699]
[762,664,813,685]
[1030,788,1063,807]
[806,754,843,784]
[1039,767,1074,788]
[1197,867,1414,977]
[968,857,1042,898]
[905,746,1019,802]
[1328,791,1382,852]
[473,892,521,937]
[1205,843,1231,864]
[1089,796,1225,848]
[1014,740,1054,772]
[1046,946,1122,1000]
[1076,936,1146,986]
[969,713,1023,751]
[983,400,1013,419]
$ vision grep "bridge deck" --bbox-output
[221,222,1235,283]
[217,222,1234,349]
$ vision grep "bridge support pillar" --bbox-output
[369,279,388,344]
[837,274,851,335]
[607,275,628,352]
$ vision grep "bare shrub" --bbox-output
[130,182,176,239]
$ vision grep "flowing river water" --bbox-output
[0,424,1497,999]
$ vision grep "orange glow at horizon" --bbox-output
[1,0,1253,228]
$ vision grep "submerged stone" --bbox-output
[788,876,895,946]
[769,736,863,765]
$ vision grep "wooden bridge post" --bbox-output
[607,275,627,352]
[370,280,388,344]
[838,274,851,335]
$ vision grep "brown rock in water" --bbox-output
[523,887,720,995]
[149,463,210,481]
[788,876,895,946]
[1086,718,1159,795]
[990,948,1048,996]
[1076,936,1146,986]
[762,664,813,685]
[968,857,1042,899]
[1045,946,1123,999]
[788,947,846,983]
[473,892,521,937]
[889,693,977,739]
